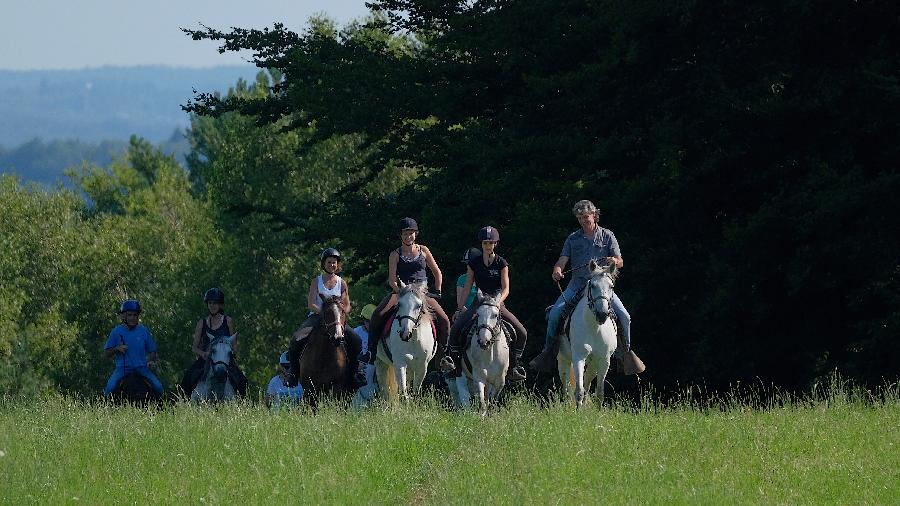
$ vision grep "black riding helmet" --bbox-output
[320,247,342,273]
[204,287,225,303]
[478,225,500,242]
[399,217,418,231]
[462,247,481,264]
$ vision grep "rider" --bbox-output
[103,299,164,397]
[352,304,377,386]
[364,217,450,365]
[180,287,248,396]
[291,248,365,386]
[529,199,631,372]
[441,226,528,381]
[454,247,480,321]
[265,351,304,408]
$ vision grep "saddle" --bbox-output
[545,301,642,375]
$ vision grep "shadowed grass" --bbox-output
[1,382,897,505]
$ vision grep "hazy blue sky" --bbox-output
[0,0,371,70]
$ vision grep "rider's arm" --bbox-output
[103,345,125,359]
[387,250,400,293]
[191,319,207,359]
[307,277,321,314]
[421,245,443,293]
[226,316,238,355]
[457,267,475,310]
[498,266,510,304]
[551,256,569,281]
[341,280,351,316]
[146,351,158,367]
[605,256,624,268]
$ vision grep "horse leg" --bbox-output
[594,354,612,406]
[394,363,409,403]
[574,357,587,409]
[476,378,488,416]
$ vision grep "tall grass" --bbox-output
[1,380,897,505]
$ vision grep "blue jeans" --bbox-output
[545,287,631,353]
[104,366,164,395]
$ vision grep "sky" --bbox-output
[0,0,372,70]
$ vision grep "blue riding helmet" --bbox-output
[279,352,290,365]
[119,299,141,314]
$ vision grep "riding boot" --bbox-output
[528,334,560,373]
[508,348,527,382]
[440,348,460,374]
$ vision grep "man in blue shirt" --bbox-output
[103,299,164,396]
[529,200,632,372]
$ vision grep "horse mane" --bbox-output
[399,282,433,323]
[591,260,620,284]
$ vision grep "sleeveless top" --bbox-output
[317,274,344,299]
[396,246,427,283]
[200,314,231,352]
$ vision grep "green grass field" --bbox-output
[1,385,898,505]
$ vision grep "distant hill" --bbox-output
[0,65,259,185]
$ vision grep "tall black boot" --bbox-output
[508,348,527,381]
[528,334,560,373]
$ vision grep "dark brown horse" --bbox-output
[288,294,355,407]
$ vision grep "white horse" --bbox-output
[448,293,510,415]
[374,281,437,403]
[558,260,619,409]
[191,333,237,403]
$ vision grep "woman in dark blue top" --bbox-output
[442,226,528,381]
[365,217,451,364]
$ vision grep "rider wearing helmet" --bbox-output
[455,247,481,320]
[266,351,303,408]
[290,248,365,388]
[103,298,164,396]
[179,287,248,397]
[365,217,451,365]
[352,304,378,387]
[529,199,637,373]
[441,226,528,381]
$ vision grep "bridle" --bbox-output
[319,298,345,339]
[473,301,502,347]
[395,294,426,341]
[586,272,613,316]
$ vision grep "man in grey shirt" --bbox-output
[529,199,632,372]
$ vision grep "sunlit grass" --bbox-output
[1,381,897,505]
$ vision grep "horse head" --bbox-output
[474,292,502,349]
[395,281,428,342]
[318,293,345,341]
[586,259,617,323]
[206,332,235,383]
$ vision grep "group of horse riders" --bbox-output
[102,198,640,399]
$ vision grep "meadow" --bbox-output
[1,384,897,505]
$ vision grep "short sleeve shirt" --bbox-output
[353,325,370,351]
[560,226,621,290]
[467,255,509,297]
[266,375,304,404]
[456,273,478,307]
[104,323,157,370]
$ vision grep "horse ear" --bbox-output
[398,280,406,290]
[319,292,327,303]
[476,290,484,303]
[590,258,599,271]
[206,331,215,340]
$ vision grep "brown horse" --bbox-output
[288,294,355,407]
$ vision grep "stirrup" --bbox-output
[439,355,455,373]
[508,365,527,382]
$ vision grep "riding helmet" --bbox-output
[462,247,481,264]
[119,299,141,314]
[478,225,500,242]
[279,351,290,365]
[320,247,342,272]
[204,287,225,303]
[399,217,418,231]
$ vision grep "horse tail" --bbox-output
[384,363,398,399]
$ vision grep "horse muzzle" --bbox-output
[212,363,228,382]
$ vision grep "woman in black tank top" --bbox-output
[365,217,451,364]
[178,287,247,396]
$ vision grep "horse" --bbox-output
[111,372,162,405]
[374,281,437,404]
[191,333,238,403]
[290,294,353,408]
[448,293,510,415]
[558,259,619,409]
